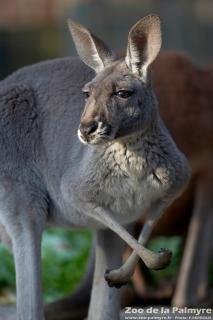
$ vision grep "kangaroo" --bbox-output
[0,15,190,320]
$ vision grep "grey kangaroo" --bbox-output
[0,15,190,320]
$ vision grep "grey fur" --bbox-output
[0,15,190,320]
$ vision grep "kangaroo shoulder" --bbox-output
[0,84,37,126]
[0,84,40,164]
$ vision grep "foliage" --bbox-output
[0,245,16,291]
[2,233,209,303]
[41,228,92,302]
[147,236,183,285]
[0,229,92,303]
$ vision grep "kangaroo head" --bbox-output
[68,15,162,145]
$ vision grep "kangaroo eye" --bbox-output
[115,90,133,99]
[83,91,90,99]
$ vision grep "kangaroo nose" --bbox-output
[80,121,98,137]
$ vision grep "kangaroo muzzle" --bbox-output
[78,120,114,144]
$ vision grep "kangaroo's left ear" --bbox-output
[125,14,162,82]
[68,19,115,73]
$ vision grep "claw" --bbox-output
[104,269,129,288]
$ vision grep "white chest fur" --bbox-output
[82,140,167,224]
[60,132,175,228]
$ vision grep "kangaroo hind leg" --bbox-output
[0,177,48,320]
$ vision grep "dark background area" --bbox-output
[0,0,213,81]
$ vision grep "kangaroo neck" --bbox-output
[112,116,162,154]
[90,117,165,177]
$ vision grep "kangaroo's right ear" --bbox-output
[125,14,162,82]
[68,19,115,73]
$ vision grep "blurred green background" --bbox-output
[0,229,92,303]
[0,232,184,303]
[0,0,213,305]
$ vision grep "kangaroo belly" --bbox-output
[59,152,167,228]
[104,177,162,224]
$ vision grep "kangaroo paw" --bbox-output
[104,268,131,288]
[104,248,172,288]
[142,248,172,270]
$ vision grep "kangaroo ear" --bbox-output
[68,19,115,73]
[125,14,162,81]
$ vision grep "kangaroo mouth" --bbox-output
[77,124,115,145]
[78,124,142,145]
